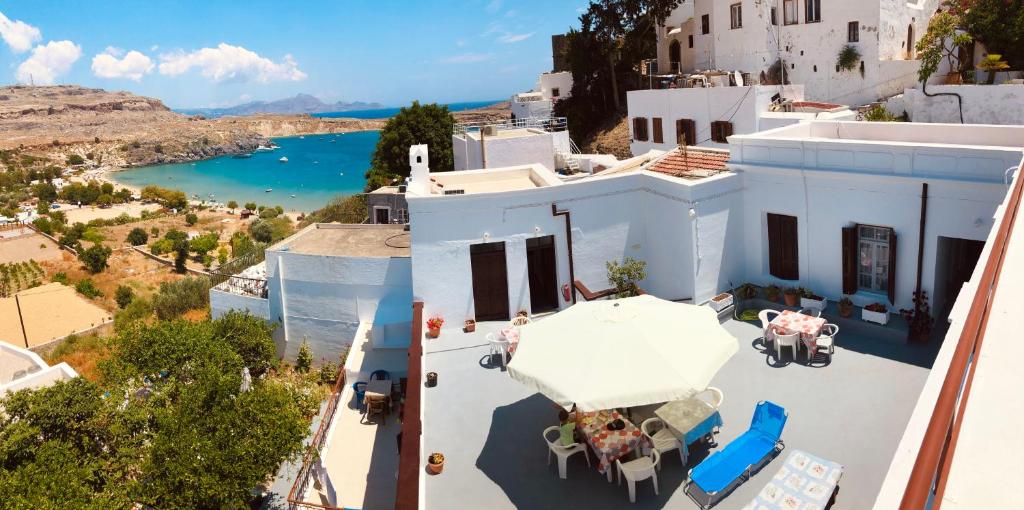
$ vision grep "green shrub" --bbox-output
[318,361,339,384]
[150,238,174,255]
[185,212,198,226]
[52,271,69,284]
[152,276,211,320]
[115,285,134,309]
[259,207,279,219]
[75,279,103,299]
[606,256,647,298]
[211,310,279,377]
[295,340,312,373]
[66,154,85,165]
[114,297,153,332]
[126,227,149,246]
[78,244,112,273]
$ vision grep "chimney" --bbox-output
[408,144,430,195]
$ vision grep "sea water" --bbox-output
[112,131,379,212]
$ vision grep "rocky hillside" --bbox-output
[177,93,385,117]
[0,86,510,168]
[580,111,632,160]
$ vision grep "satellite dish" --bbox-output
[734,70,744,87]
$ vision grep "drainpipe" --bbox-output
[915,182,929,297]
[551,203,577,304]
[480,129,487,169]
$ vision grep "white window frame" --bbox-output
[857,225,890,293]
[730,3,742,29]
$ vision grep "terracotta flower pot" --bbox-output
[839,304,853,318]
[426,372,438,387]
[463,320,476,333]
[427,327,441,338]
[427,453,445,475]
[783,292,799,307]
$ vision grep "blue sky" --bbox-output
[0,1,586,108]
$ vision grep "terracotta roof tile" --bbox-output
[648,149,730,180]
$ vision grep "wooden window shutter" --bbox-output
[710,121,734,143]
[652,118,664,144]
[768,213,799,280]
[632,118,648,141]
[676,119,696,146]
[842,225,858,294]
[887,228,897,303]
[722,121,734,138]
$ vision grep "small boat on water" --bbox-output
[290,194,297,198]
[279,156,289,163]
[255,145,273,152]
[339,172,344,176]
[232,153,252,159]
[299,136,305,139]
[313,161,319,164]
[265,188,273,193]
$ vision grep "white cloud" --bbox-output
[0,11,41,53]
[16,40,81,85]
[439,53,492,64]
[485,0,502,13]
[92,48,154,81]
[158,43,306,83]
[498,32,534,43]
[149,44,159,52]
[103,46,125,57]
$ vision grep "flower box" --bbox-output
[862,307,889,325]
[708,292,733,312]
[800,295,827,311]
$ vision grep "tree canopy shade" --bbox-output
[365,101,455,192]
[949,0,1024,69]
[0,313,310,509]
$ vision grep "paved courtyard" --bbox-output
[420,316,941,509]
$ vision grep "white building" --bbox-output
[655,0,942,107]
[1,342,78,394]
[409,120,1019,325]
[511,71,573,120]
[451,117,579,173]
[210,223,413,361]
[627,83,856,153]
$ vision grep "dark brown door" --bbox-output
[374,207,390,224]
[767,213,799,280]
[526,236,559,313]
[470,242,510,321]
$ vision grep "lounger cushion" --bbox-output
[690,430,777,493]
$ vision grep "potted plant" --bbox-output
[426,371,438,387]
[783,287,801,307]
[978,54,1010,85]
[709,292,734,312]
[800,290,827,311]
[427,452,445,474]
[838,296,854,318]
[606,257,647,298]
[900,291,935,343]
[463,319,476,333]
[863,302,889,325]
[735,283,758,301]
[763,284,781,302]
[426,316,444,338]
[914,11,972,85]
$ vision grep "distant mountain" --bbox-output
[176,93,385,117]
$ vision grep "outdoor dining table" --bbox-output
[770,310,827,356]
[363,379,392,405]
[654,396,723,446]
[576,409,651,482]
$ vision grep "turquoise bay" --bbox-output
[111,131,379,213]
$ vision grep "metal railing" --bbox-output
[286,362,347,510]
[454,116,567,136]
[512,93,546,103]
[900,161,1024,509]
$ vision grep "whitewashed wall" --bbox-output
[453,130,560,172]
[408,170,744,323]
[265,250,413,361]
[730,122,1020,311]
[510,99,551,120]
[904,85,1024,125]
[210,289,271,321]
[538,72,573,99]
[627,85,804,155]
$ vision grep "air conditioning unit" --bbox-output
[482,125,498,136]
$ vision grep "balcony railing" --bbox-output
[395,301,424,510]
[454,116,567,136]
[512,93,546,103]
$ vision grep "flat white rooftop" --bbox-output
[421,165,563,196]
[270,224,410,257]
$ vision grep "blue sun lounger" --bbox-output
[684,400,788,509]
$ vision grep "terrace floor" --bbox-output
[421,315,942,509]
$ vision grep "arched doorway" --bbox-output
[669,40,681,73]
[906,24,915,59]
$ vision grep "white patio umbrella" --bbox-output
[507,294,739,411]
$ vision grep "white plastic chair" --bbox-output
[616,450,661,503]
[798,307,823,318]
[486,333,510,370]
[640,418,685,469]
[758,309,781,347]
[543,426,590,479]
[816,323,839,362]
[695,386,724,409]
[775,332,800,360]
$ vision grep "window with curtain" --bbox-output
[783,0,798,25]
[730,3,742,29]
[858,225,890,292]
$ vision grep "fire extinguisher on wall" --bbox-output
[562,283,571,302]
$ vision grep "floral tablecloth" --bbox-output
[577,410,650,478]
[742,449,844,510]
[501,327,520,354]
[770,310,827,355]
